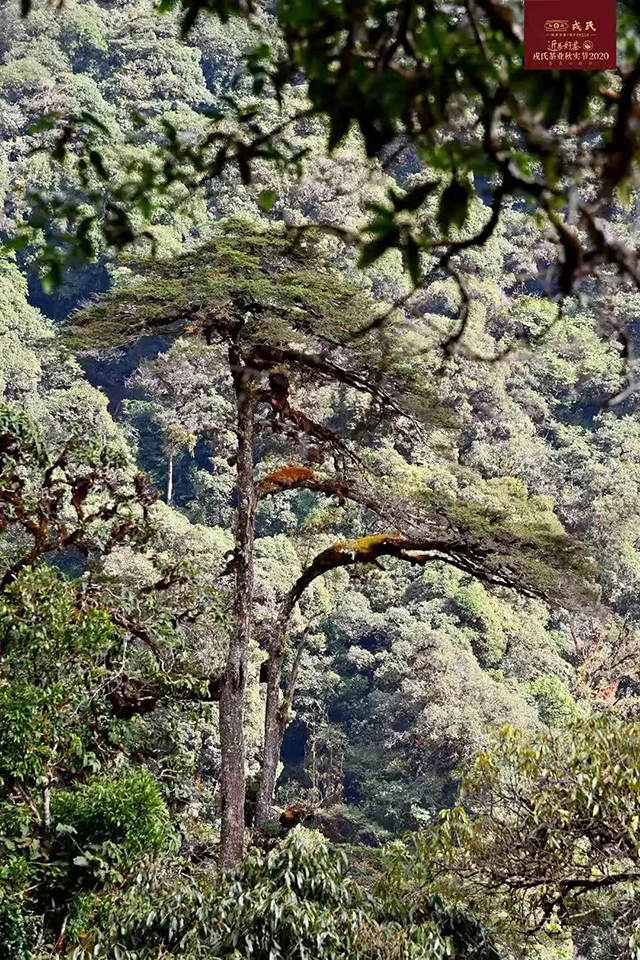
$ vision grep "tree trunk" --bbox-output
[254,650,285,828]
[219,357,257,867]
[166,453,174,505]
[255,625,310,829]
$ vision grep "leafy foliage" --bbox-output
[8,0,640,337]
[432,715,640,947]
[68,827,505,959]
[0,563,175,950]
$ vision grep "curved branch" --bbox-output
[253,530,544,827]
[256,464,433,537]
[281,533,541,627]
[257,386,358,465]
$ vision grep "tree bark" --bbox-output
[255,569,312,829]
[255,628,310,828]
[254,649,285,828]
[219,355,257,867]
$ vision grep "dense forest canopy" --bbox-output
[2,0,640,957]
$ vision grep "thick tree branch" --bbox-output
[282,534,542,623]
[249,344,416,425]
[254,530,545,827]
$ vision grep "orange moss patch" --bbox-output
[258,464,316,495]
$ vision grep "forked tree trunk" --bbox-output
[254,650,286,828]
[255,621,309,829]
[219,357,257,867]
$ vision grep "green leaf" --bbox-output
[394,181,439,212]
[103,205,135,249]
[2,234,30,253]
[180,0,202,37]
[258,189,277,212]
[328,109,352,151]
[358,231,398,269]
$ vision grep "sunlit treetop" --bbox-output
[64,218,451,426]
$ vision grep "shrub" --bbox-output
[52,770,174,864]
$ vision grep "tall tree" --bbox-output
[126,339,223,504]
[67,220,592,863]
